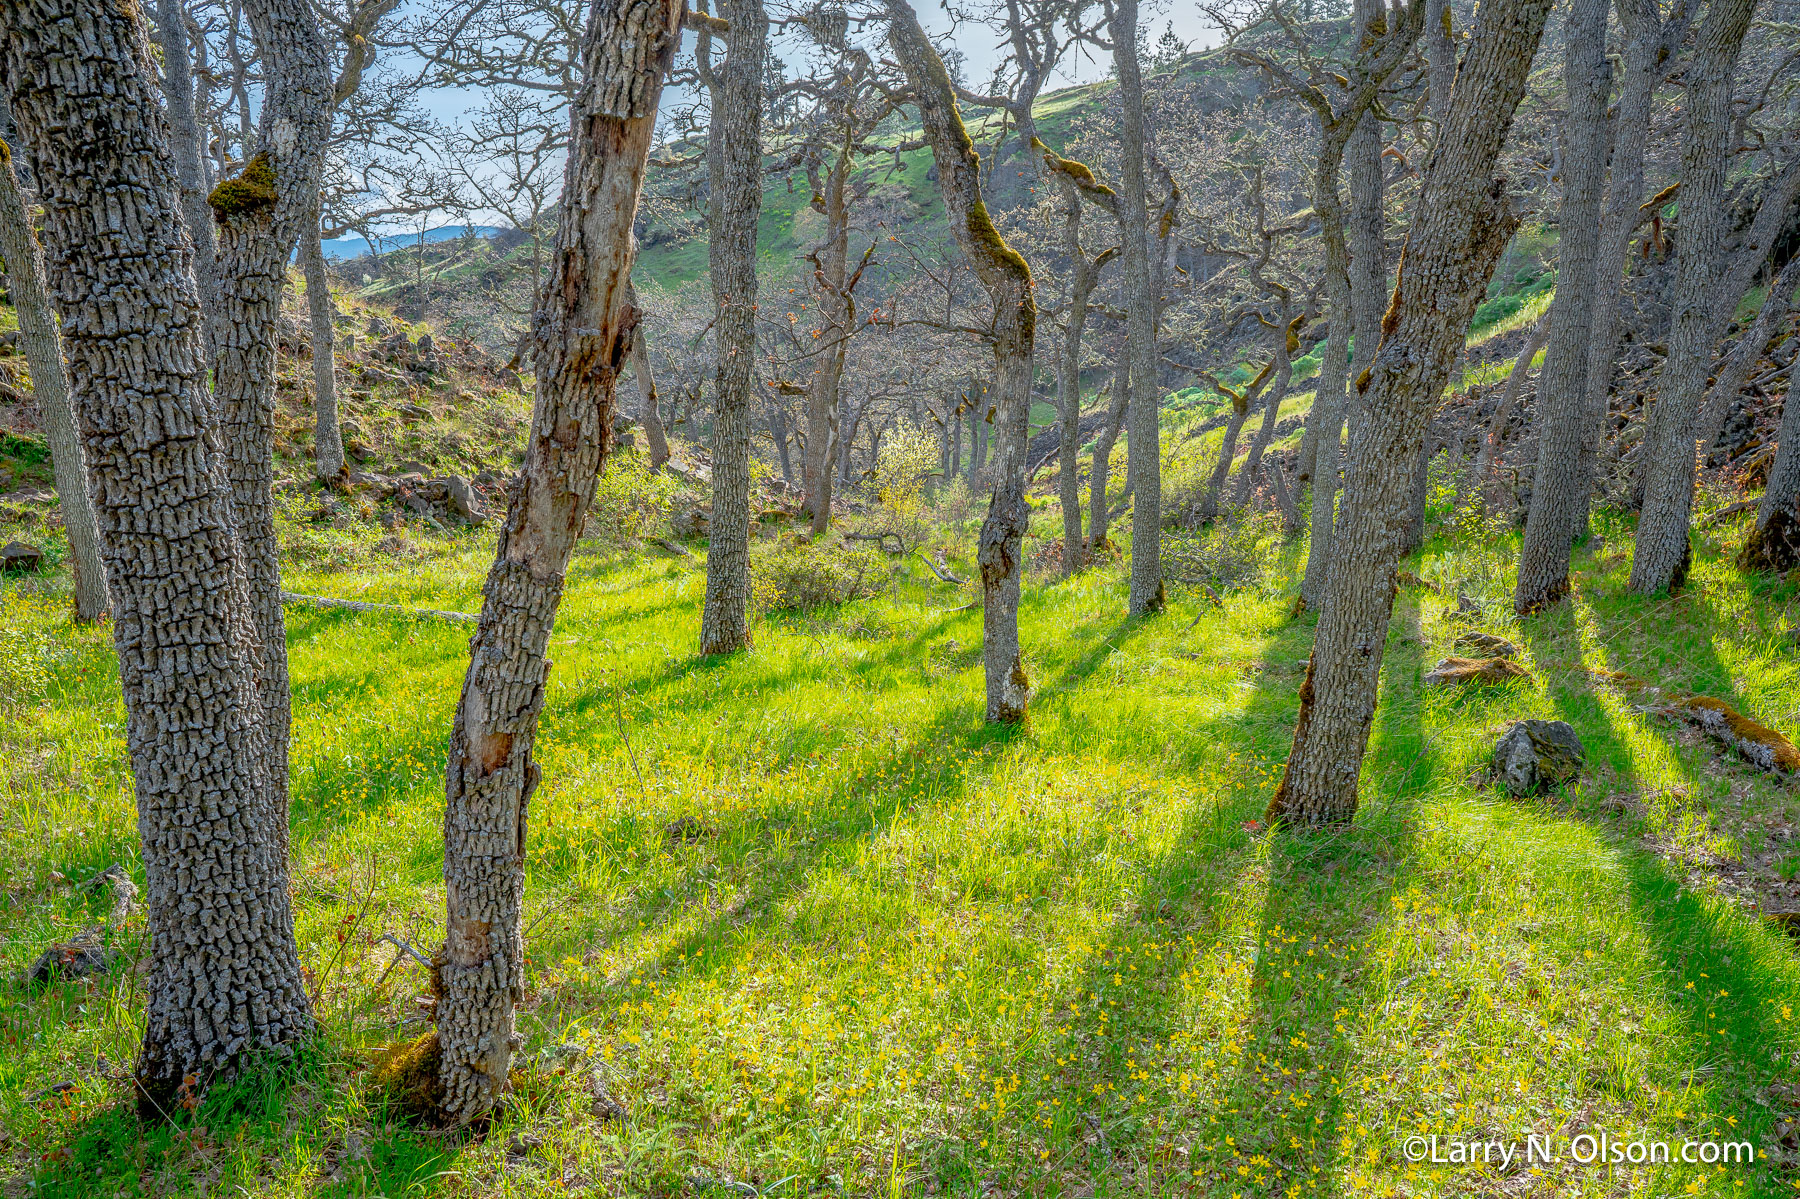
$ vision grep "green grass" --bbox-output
[6,493,1800,1195]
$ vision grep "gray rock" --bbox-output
[1,541,43,572]
[1454,630,1519,658]
[445,476,486,524]
[670,507,710,539]
[1494,719,1585,796]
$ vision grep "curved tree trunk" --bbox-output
[1740,372,1800,572]
[1514,0,1610,614]
[1695,255,1800,453]
[154,0,222,367]
[2,0,312,1112]
[207,0,335,849]
[1198,393,1254,523]
[1467,308,1550,509]
[1232,313,1301,509]
[1629,0,1758,595]
[804,143,851,535]
[1111,0,1165,616]
[1090,356,1130,548]
[302,196,345,481]
[888,0,1037,722]
[0,127,108,620]
[433,0,681,1125]
[697,0,767,656]
[1270,0,1552,826]
[625,282,671,468]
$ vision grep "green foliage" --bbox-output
[867,420,938,554]
[0,430,48,466]
[206,153,278,217]
[1160,512,1288,595]
[749,538,889,614]
[0,619,48,710]
[588,448,684,545]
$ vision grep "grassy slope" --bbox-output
[5,500,1800,1196]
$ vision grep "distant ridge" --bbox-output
[320,224,506,261]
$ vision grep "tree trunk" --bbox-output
[1111,0,1164,616]
[1043,152,1113,575]
[1232,313,1300,509]
[888,0,1037,722]
[1578,0,1687,532]
[1740,372,1800,572]
[1426,0,1457,123]
[1629,0,1758,595]
[205,0,333,853]
[154,0,222,366]
[1398,443,1432,555]
[2,0,312,1112]
[769,400,794,484]
[968,410,987,484]
[433,0,680,1126]
[1514,0,1610,614]
[1198,394,1253,523]
[1344,0,1387,443]
[804,142,851,535]
[1300,218,1353,612]
[1696,256,1800,453]
[0,126,108,621]
[625,283,671,468]
[948,407,962,480]
[1269,0,1552,825]
[1091,356,1130,547]
[302,197,345,481]
[697,0,766,656]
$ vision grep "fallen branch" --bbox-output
[939,600,980,613]
[1700,500,1757,527]
[373,934,434,992]
[913,550,967,585]
[651,537,693,558]
[1590,669,1800,772]
[281,591,478,623]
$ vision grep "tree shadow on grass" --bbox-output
[1518,610,1800,1194]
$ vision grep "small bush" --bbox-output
[588,449,685,545]
[750,540,889,615]
[1470,293,1522,331]
[1161,513,1284,594]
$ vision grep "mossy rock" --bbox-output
[368,1030,445,1124]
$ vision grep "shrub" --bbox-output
[1161,512,1284,594]
[588,448,684,545]
[865,421,937,554]
[750,540,889,615]
[1470,293,1522,331]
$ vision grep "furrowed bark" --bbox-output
[1111,0,1165,616]
[1270,0,1552,825]
[1344,0,1387,443]
[303,196,345,481]
[208,0,334,846]
[888,0,1038,722]
[434,0,681,1126]
[1514,0,1610,614]
[0,130,108,621]
[697,0,767,655]
[1740,370,1800,572]
[1629,0,1759,595]
[1,0,313,1112]
[803,138,852,535]
[1695,256,1800,453]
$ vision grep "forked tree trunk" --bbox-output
[207,0,335,847]
[1111,0,1165,616]
[433,0,681,1125]
[1233,313,1301,509]
[1514,0,1610,614]
[1091,356,1130,547]
[1269,0,1553,825]
[888,0,1037,722]
[1426,0,1457,124]
[154,0,222,365]
[1629,0,1758,595]
[625,282,672,468]
[697,0,767,655]
[1,0,312,1112]
[0,128,108,620]
[1198,383,1259,523]
[302,198,345,481]
[1740,371,1800,572]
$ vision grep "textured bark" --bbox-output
[435,0,680,1125]
[1469,308,1549,508]
[1514,0,1610,614]
[1426,0,1457,123]
[1578,0,1690,529]
[207,0,334,849]
[0,134,108,620]
[155,0,222,364]
[1111,0,1165,615]
[1628,0,1758,595]
[1300,215,1353,611]
[1269,0,1551,825]
[302,197,345,481]
[1,0,312,1110]
[803,137,852,535]
[1090,356,1130,547]
[626,284,672,469]
[1740,372,1800,573]
[1233,314,1301,510]
[1398,442,1432,555]
[1695,256,1800,452]
[1344,0,1387,443]
[697,0,766,656]
[889,0,1037,722]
